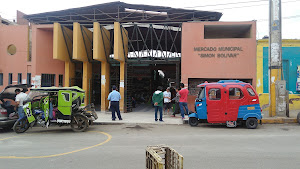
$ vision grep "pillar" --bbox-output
[65,61,75,86]
[73,22,93,105]
[93,22,111,111]
[53,23,75,86]
[101,62,110,111]
[119,62,125,112]
[270,69,281,116]
[114,22,128,112]
[83,62,93,105]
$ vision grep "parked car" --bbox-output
[188,80,262,129]
[0,84,30,130]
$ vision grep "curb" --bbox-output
[93,122,125,125]
[93,121,184,125]
[93,119,298,125]
[260,118,298,124]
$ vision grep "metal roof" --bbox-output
[24,1,222,27]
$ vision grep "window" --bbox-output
[247,88,256,96]
[7,44,17,55]
[229,88,244,99]
[198,87,205,99]
[28,29,32,61]
[208,88,221,100]
[41,74,55,87]
[0,73,3,86]
[72,92,77,100]
[204,24,252,39]
[18,73,22,84]
[62,93,70,102]
[27,73,31,85]
[82,96,85,104]
[59,74,63,87]
[8,73,12,85]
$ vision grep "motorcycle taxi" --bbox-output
[13,86,98,133]
[188,80,262,129]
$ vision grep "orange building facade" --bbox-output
[0,24,65,91]
[181,21,257,110]
[0,12,257,112]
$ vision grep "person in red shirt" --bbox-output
[178,83,189,119]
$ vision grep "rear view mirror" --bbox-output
[196,98,202,102]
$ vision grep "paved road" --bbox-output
[1,123,300,169]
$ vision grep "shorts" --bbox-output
[164,102,172,109]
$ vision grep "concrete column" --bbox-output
[53,23,74,86]
[73,22,93,105]
[93,22,111,111]
[64,61,75,86]
[269,0,282,117]
[101,62,110,111]
[83,62,92,105]
[114,22,128,112]
[119,62,125,112]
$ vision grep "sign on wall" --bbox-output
[296,65,300,91]
[32,75,41,88]
[194,46,243,58]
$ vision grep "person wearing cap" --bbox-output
[108,85,122,121]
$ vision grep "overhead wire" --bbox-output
[204,0,298,11]
[183,0,271,9]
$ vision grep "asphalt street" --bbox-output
[1,123,300,169]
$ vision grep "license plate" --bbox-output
[226,121,237,127]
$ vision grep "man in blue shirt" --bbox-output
[108,85,122,121]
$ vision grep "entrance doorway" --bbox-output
[125,63,179,112]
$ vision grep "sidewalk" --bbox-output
[260,110,299,124]
[93,104,299,125]
[94,104,186,125]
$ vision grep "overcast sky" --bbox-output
[0,0,299,39]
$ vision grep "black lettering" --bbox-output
[199,53,215,58]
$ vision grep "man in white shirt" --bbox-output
[15,89,28,119]
[163,87,171,115]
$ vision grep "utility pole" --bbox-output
[269,0,282,117]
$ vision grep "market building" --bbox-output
[181,21,257,110]
[3,2,297,113]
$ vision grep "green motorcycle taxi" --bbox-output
[13,86,98,133]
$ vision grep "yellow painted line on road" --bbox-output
[0,134,33,141]
[0,136,19,141]
[0,131,112,159]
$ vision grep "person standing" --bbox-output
[163,87,171,115]
[15,89,28,119]
[152,86,164,122]
[108,85,122,121]
[178,83,189,119]
[171,88,181,117]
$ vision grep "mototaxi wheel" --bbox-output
[13,118,30,133]
[71,114,89,132]
[246,118,258,129]
[189,117,199,127]
[297,112,300,124]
